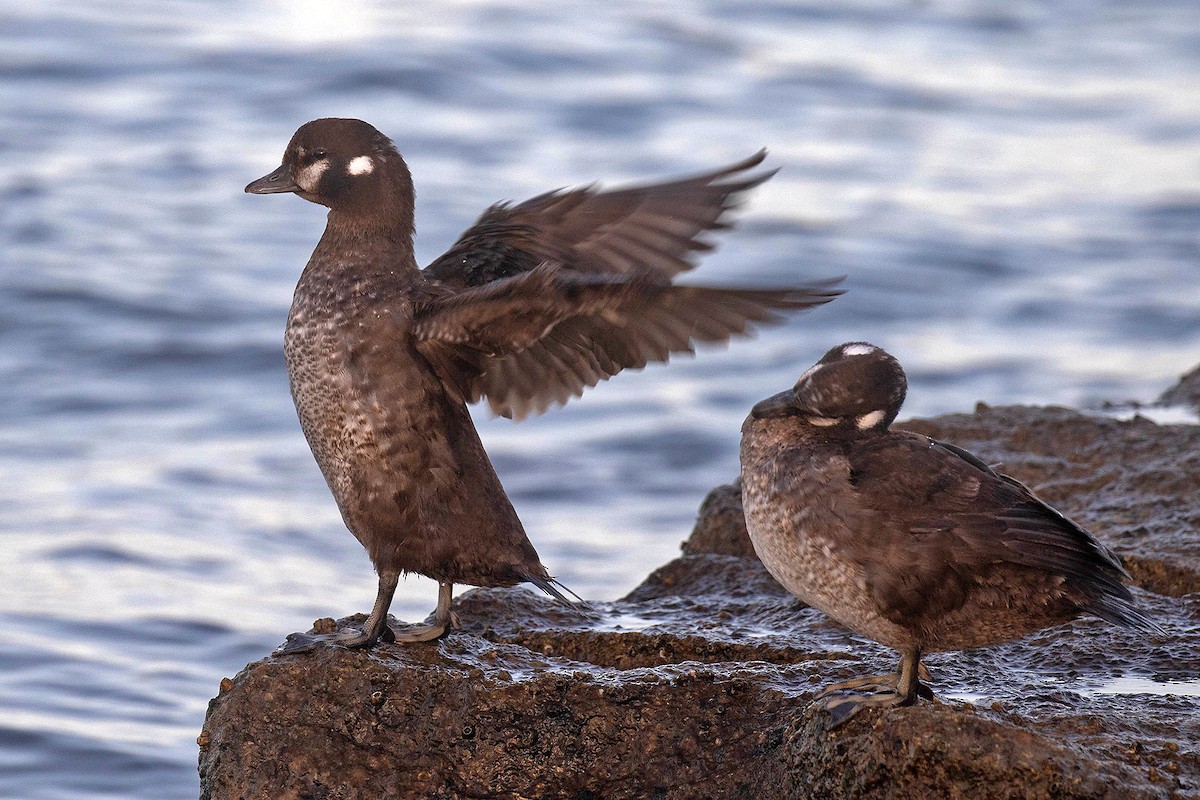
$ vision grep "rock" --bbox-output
[785,703,1158,800]
[200,399,1200,800]
[199,605,806,800]
[1158,364,1200,413]
[683,478,754,558]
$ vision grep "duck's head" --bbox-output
[246,118,413,219]
[750,342,907,432]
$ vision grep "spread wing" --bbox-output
[413,262,843,419]
[845,433,1148,630]
[422,151,773,287]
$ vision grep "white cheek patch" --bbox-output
[348,155,374,176]
[841,343,877,357]
[855,409,886,429]
[296,160,329,192]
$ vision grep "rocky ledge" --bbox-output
[199,373,1200,800]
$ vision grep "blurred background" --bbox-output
[1,1,1198,797]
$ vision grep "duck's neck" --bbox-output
[313,165,419,272]
[309,207,420,278]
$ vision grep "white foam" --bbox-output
[1084,675,1200,698]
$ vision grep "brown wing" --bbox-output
[845,433,1149,630]
[422,151,774,287]
[413,262,844,419]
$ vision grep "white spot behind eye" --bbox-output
[348,155,374,176]
[856,409,886,429]
[841,344,877,357]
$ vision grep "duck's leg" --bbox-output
[812,647,929,728]
[275,569,401,655]
[391,581,458,642]
[894,647,932,701]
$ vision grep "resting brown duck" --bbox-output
[740,342,1158,726]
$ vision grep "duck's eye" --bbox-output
[311,148,328,160]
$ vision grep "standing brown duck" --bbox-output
[740,342,1158,726]
[246,118,843,652]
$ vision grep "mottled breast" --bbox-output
[739,419,916,651]
[283,292,375,511]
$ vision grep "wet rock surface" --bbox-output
[200,373,1200,800]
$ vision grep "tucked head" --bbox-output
[750,342,907,431]
[245,118,412,214]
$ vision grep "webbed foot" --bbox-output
[274,625,385,655]
[274,579,459,654]
[391,586,459,642]
[812,649,931,729]
[390,618,447,643]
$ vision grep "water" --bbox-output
[2,2,1198,797]
[942,674,1200,706]
[1087,675,1200,698]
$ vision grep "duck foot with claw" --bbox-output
[276,578,458,655]
[811,650,934,729]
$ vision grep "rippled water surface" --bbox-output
[2,2,1199,797]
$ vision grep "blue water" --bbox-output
[2,2,1198,797]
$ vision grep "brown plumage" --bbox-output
[246,118,843,651]
[740,342,1158,726]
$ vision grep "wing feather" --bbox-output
[413,264,843,419]
[844,434,1152,630]
[423,151,774,287]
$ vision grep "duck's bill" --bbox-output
[750,389,799,419]
[245,164,300,194]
